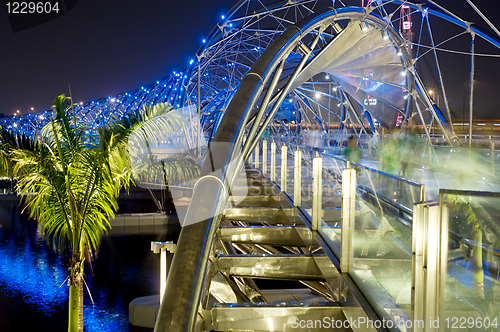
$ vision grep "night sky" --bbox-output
[1,0,500,118]
[0,0,236,115]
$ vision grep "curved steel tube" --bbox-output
[154,6,423,332]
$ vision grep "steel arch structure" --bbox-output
[3,0,500,148]
[148,1,500,331]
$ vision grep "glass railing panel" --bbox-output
[348,178,415,326]
[355,163,423,217]
[441,191,500,332]
[300,148,314,209]
[284,145,295,199]
[274,141,282,186]
[321,154,342,211]
[317,153,343,256]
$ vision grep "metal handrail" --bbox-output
[275,138,423,186]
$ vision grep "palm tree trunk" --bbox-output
[79,282,84,331]
[68,255,84,332]
[68,283,80,332]
[474,230,485,298]
[474,229,484,283]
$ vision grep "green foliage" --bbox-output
[447,194,479,240]
[3,95,203,331]
[13,95,131,256]
[123,102,202,188]
[0,126,38,178]
[133,156,201,186]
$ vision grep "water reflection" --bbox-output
[0,202,178,331]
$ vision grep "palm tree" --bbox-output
[9,96,202,331]
[12,95,133,332]
[116,102,202,211]
[0,128,36,190]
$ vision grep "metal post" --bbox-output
[411,202,447,332]
[254,143,259,169]
[160,248,167,303]
[270,141,276,182]
[426,204,446,332]
[469,33,475,148]
[294,149,301,206]
[281,145,287,192]
[197,62,201,153]
[340,164,356,273]
[412,203,426,331]
[312,157,322,231]
[262,140,268,174]
[491,141,495,175]
[151,241,177,305]
[419,184,425,203]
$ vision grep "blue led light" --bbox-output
[221,15,225,19]
[202,39,206,43]
[189,59,194,65]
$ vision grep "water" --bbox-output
[0,201,179,332]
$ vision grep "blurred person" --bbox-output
[344,135,362,164]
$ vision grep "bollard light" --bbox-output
[151,241,177,304]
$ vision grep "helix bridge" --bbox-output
[4,1,500,331]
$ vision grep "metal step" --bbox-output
[200,165,363,332]
[206,302,348,332]
[216,254,327,280]
[219,225,312,246]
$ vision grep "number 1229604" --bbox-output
[445,317,498,329]
[5,2,60,14]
